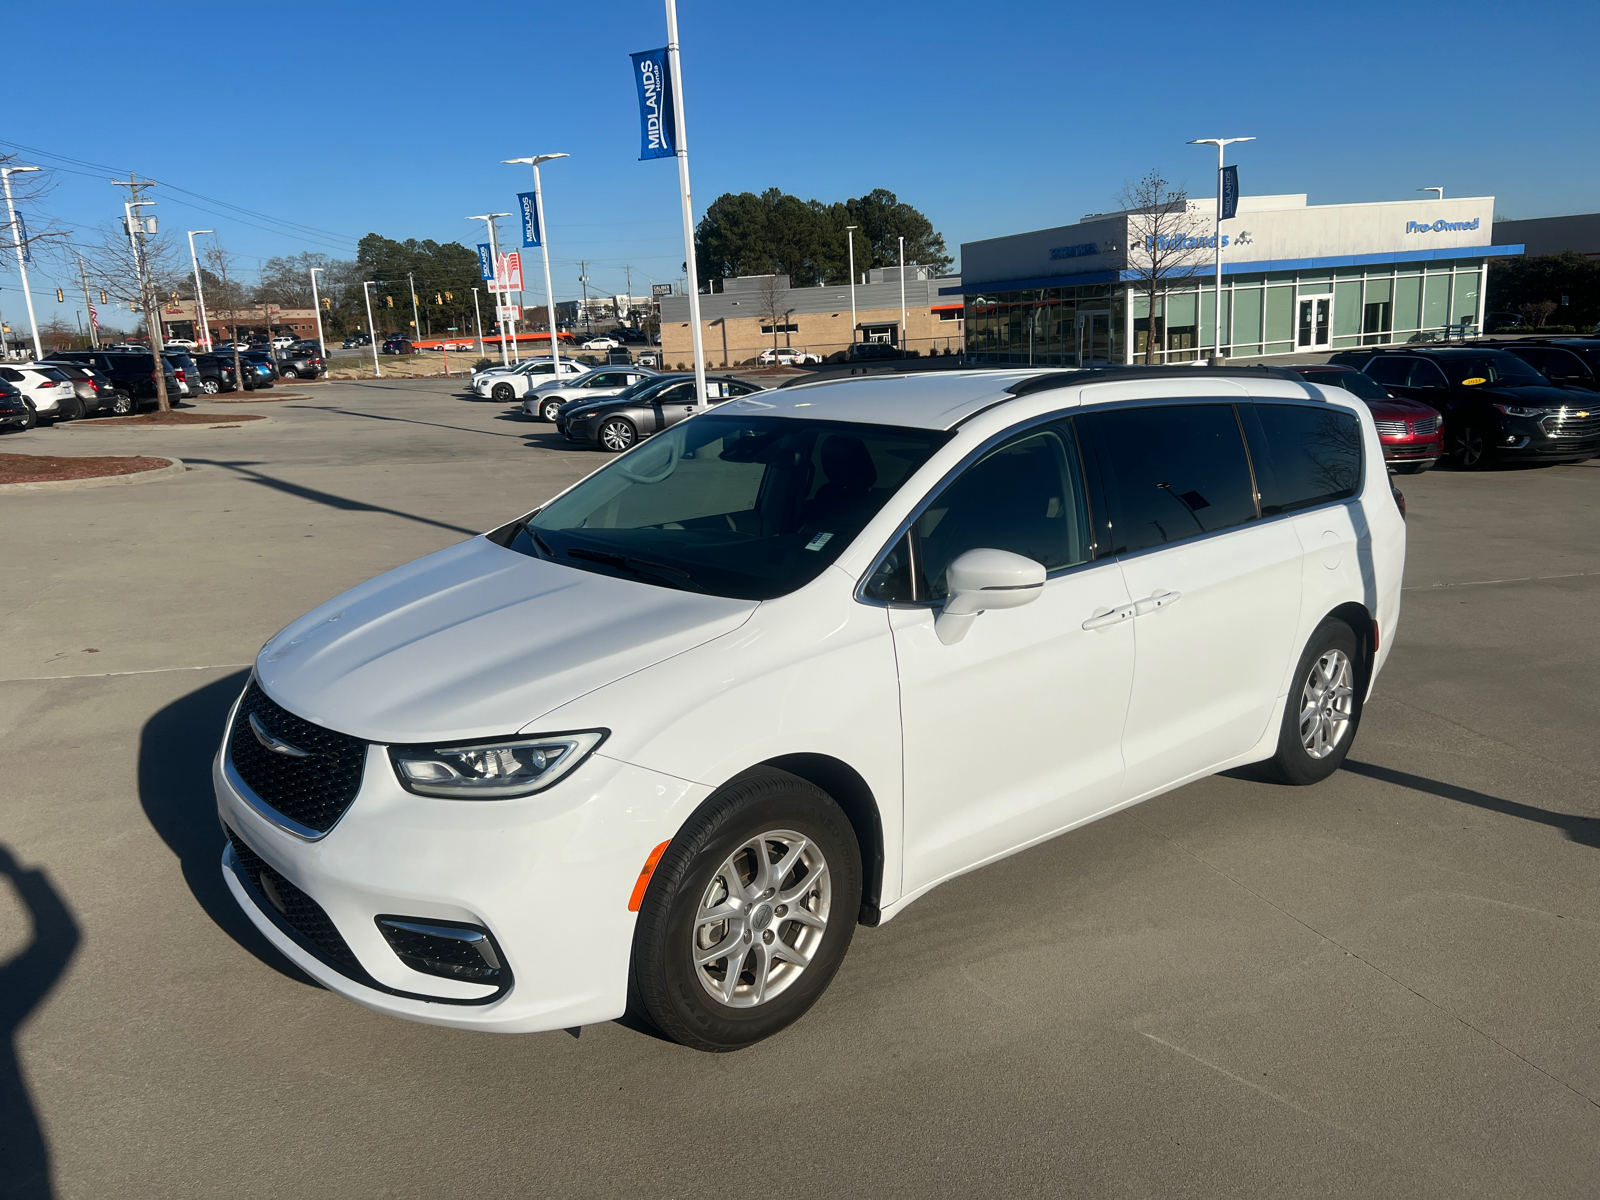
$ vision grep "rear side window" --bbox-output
[1363,358,1407,387]
[1080,404,1258,555]
[1245,403,1364,516]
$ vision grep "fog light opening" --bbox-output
[376,916,506,984]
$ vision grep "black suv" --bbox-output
[848,341,906,362]
[194,354,241,394]
[1329,347,1599,468]
[1472,338,1600,392]
[50,350,181,414]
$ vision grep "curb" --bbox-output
[0,456,185,493]
[62,416,274,431]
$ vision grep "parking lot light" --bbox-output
[309,267,326,359]
[1187,136,1254,363]
[846,225,858,351]
[187,230,215,352]
[503,154,569,382]
[1,165,44,360]
[361,282,381,377]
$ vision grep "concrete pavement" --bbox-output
[2,378,1598,1198]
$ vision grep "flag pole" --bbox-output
[664,0,708,410]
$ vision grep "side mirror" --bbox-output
[935,548,1046,645]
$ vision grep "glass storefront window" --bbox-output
[1232,287,1263,346]
[1394,276,1423,332]
[1423,274,1450,330]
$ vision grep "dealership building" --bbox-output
[950,193,1523,366]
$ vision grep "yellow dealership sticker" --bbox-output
[1461,377,1486,386]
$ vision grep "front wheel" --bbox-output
[541,398,564,423]
[492,382,515,402]
[1449,424,1490,470]
[110,391,135,416]
[631,771,862,1051]
[1263,619,1363,785]
[598,417,638,452]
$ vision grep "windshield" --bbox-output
[513,414,951,600]
[1440,353,1547,387]
[1318,369,1389,401]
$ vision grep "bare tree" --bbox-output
[203,242,249,391]
[1119,171,1211,363]
[756,272,790,366]
[1517,299,1558,331]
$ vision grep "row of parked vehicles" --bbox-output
[0,341,327,430]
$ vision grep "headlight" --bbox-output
[1493,403,1545,418]
[388,730,607,799]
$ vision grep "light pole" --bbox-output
[408,272,422,347]
[2,165,44,360]
[503,154,568,379]
[471,286,485,357]
[187,230,214,351]
[898,235,907,355]
[361,282,381,377]
[1188,136,1254,363]
[469,212,512,365]
[664,0,709,409]
[309,266,326,358]
[1419,187,1444,200]
[846,225,859,354]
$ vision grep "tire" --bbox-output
[60,398,83,422]
[1448,423,1490,470]
[201,378,220,395]
[111,391,135,416]
[1263,619,1363,785]
[1391,461,1432,475]
[631,770,862,1052]
[598,416,638,452]
[541,398,564,423]
[18,402,36,431]
[492,382,515,402]
[281,367,299,379]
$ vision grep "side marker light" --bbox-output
[628,840,672,912]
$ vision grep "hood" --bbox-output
[1473,383,1592,406]
[254,537,757,744]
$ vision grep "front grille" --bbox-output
[1373,419,1406,438]
[1413,414,1440,435]
[228,681,366,834]
[226,826,363,975]
[1542,412,1600,439]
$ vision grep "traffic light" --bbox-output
[444,291,452,301]
[322,297,332,310]
[386,295,394,308]
[435,292,442,305]
[56,288,64,302]
[100,290,108,304]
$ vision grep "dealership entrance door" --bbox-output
[1077,311,1112,365]
[1297,296,1332,349]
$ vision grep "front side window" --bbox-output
[1363,358,1408,387]
[1245,403,1363,516]
[517,415,950,601]
[1080,404,1258,555]
[1407,359,1449,390]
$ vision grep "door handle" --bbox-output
[1082,604,1135,630]
[1133,590,1182,616]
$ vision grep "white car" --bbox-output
[271,335,295,350]
[214,367,1404,1051]
[757,347,821,366]
[164,338,199,350]
[521,367,658,422]
[0,364,79,423]
[473,358,588,401]
[580,336,620,350]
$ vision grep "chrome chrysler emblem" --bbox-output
[249,712,311,758]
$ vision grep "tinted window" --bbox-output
[1437,353,1544,386]
[1543,349,1592,381]
[1082,404,1258,555]
[1408,359,1448,389]
[1364,358,1408,387]
[1245,404,1363,516]
[523,415,949,601]
[906,422,1090,601]
[1327,370,1389,401]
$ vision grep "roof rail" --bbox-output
[1005,363,1311,397]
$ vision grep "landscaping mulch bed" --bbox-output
[74,412,265,426]
[0,453,172,485]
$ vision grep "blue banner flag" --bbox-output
[630,48,676,160]
[1220,165,1239,221]
[14,211,29,263]
[518,193,540,248]
[476,243,494,281]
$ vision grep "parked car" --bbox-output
[0,380,34,431]
[471,357,589,401]
[271,335,295,350]
[1328,346,1600,468]
[1289,365,1443,474]
[38,360,118,416]
[342,333,372,349]
[520,367,658,422]
[848,341,905,362]
[580,336,620,350]
[0,364,79,423]
[276,349,326,380]
[636,351,662,369]
[237,351,278,388]
[1484,312,1525,333]
[1474,338,1600,392]
[616,328,649,344]
[50,350,180,413]
[163,338,200,350]
[213,365,1403,1049]
[163,352,200,400]
[758,347,823,366]
[561,374,768,451]
[194,354,241,395]
[382,336,415,355]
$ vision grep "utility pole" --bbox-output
[309,266,326,358]
[898,235,907,355]
[77,254,101,350]
[578,260,591,337]
[111,173,171,413]
[1,164,44,360]
[623,264,634,326]
[362,282,382,377]
[407,271,421,347]
[186,230,213,351]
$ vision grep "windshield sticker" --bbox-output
[804,532,834,552]
[1462,377,1486,386]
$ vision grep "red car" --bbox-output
[1290,364,1442,474]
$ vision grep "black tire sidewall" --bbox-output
[633,772,862,1051]
[493,383,513,402]
[1271,619,1363,785]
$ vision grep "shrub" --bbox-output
[472,358,495,371]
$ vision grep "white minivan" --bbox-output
[215,367,1405,1050]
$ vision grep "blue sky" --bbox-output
[4,0,1596,331]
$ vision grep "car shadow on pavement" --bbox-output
[138,670,318,989]
[184,460,481,538]
[1341,760,1600,848]
[0,844,80,1200]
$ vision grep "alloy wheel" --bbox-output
[202,379,219,394]
[1452,425,1485,468]
[112,392,134,415]
[1299,648,1354,760]
[543,400,563,422]
[599,418,636,451]
[692,830,831,1009]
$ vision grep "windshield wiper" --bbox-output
[565,547,707,592]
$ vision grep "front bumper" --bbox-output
[214,734,709,1033]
